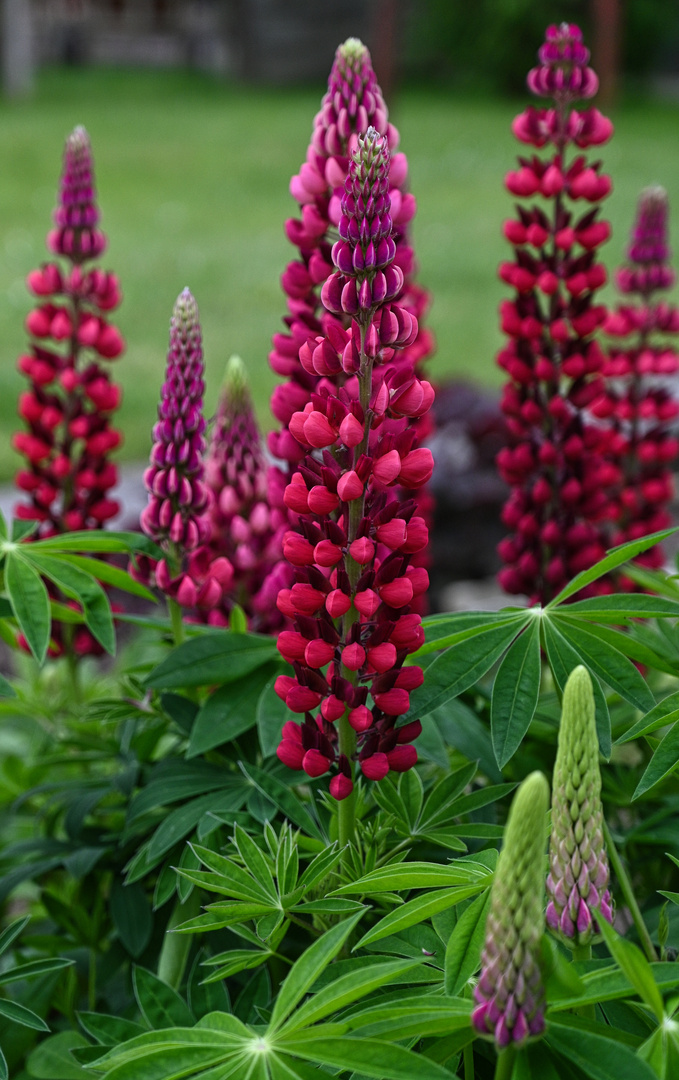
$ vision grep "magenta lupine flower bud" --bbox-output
[546,667,612,945]
[268,37,435,609]
[473,772,549,1048]
[274,127,433,799]
[13,126,124,657]
[138,289,212,604]
[527,24,599,101]
[598,187,679,579]
[497,26,618,604]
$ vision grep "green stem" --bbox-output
[494,1045,516,1080]
[157,889,201,990]
[168,596,185,648]
[604,819,658,962]
[463,1041,474,1080]
[88,948,96,1011]
[572,943,595,1019]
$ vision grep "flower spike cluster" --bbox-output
[138,290,233,610]
[200,355,290,631]
[275,128,433,800]
[546,665,612,945]
[268,37,434,524]
[595,186,679,570]
[14,127,124,537]
[473,771,549,1048]
[497,24,620,604]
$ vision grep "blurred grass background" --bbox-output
[0,66,678,480]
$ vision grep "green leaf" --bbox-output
[5,552,50,663]
[32,529,162,556]
[238,764,324,842]
[444,888,491,996]
[26,1032,90,1078]
[406,618,529,721]
[546,1017,660,1080]
[280,958,424,1035]
[187,845,272,904]
[416,610,529,656]
[616,691,679,744]
[0,914,30,956]
[542,619,611,758]
[110,879,153,957]
[268,911,364,1033]
[187,951,230,1017]
[188,669,276,757]
[277,1034,456,1080]
[634,721,679,798]
[596,914,665,1022]
[146,631,278,689]
[332,860,491,895]
[419,762,478,830]
[549,962,679,1011]
[77,1012,147,1045]
[491,619,541,767]
[132,967,195,1028]
[55,553,157,601]
[563,594,679,620]
[0,671,16,698]
[26,552,113,654]
[547,528,678,606]
[355,883,488,950]
[344,996,472,1040]
[145,785,249,864]
[0,997,49,1030]
[0,955,73,985]
[232,825,277,900]
[257,671,293,758]
[553,616,655,714]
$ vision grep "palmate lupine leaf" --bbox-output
[410,529,679,767]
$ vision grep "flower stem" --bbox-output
[168,596,185,648]
[157,889,201,990]
[604,819,658,962]
[572,943,595,1019]
[463,1042,474,1080]
[494,1046,516,1080]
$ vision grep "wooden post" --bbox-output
[591,0,621,108]
[1,0,35,98]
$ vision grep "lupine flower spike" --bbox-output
[200,355,289,631]
[137,289,233,612]
[497,24,620,603]
[473,771,550,1048]
[596,187,679,573]
[275,127,433,800]
[546,665,612,945]
[268,37,434,556]
[14,126,124,656]
[15,126,124,535]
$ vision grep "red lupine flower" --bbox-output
[597,187,679,573]
[275,128,432,800]
[13,126,124,656]
[267,37,435,600]
[496,25,618,604]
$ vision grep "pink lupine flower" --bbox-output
[137,289,226,610]
[275,128,432,800]
[268,37,435,590]
[496,25,619,604]
[200,355,290,631]
[14,127,124,538]
[13,126,124,657]
[594,187,679,572]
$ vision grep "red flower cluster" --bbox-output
[275,128,433,800]
[595,187,679,568]
[14,127,124,536]
[496,25,620,603]
[267,36,434,529]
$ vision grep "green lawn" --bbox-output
[0,67,678,480]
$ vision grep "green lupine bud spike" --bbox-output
[546,665,612,945]
[472,771,549,1048]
